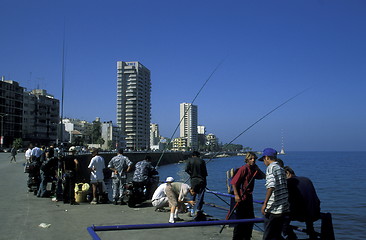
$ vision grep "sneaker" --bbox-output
[90,198,98,205]
[168,219,175,223]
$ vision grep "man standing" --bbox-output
[108,148,132,205]
[88,148,105,204]
[24,145,32,173]
[10,146,17,163]
[31,143,43,162]
[185,151,208,220]
[259,148,289,240]
[63,146,79,204]
[230,152,265,240]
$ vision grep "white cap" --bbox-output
[165,177,174,183]
[69,146,76,152]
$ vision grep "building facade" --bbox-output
[172,137,188,151]
[179,103,198,150]
[150,123,160,146]
[101,121,123,150]
[23,89,59,145]
[117,61,151,150]
[0,78,23,147]
[0,77,60,147]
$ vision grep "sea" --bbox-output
[157,151,366,240]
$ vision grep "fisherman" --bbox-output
[259,148,289,240]
[132,155,158,199]
[62,146,79,204]
[151,177,174,211]
[88,148,105,204]
[230,152,265,240]
[283,166,321,240]
[24,145,32,173]
[185,151,208,220]
[165,181,195,223]
[37,148,58,198]
[108,148,132,205]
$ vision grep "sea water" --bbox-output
[157,151,366,240]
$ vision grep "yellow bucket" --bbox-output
[74,183,90,203]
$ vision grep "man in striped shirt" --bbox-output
[259,148,289,240]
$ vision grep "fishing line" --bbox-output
[204,87,310,207]
[154,58,226,168]
[205,87,311,165]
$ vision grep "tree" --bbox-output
[222,143,243,152]
[83,120,103,144]
[12,138,23,149]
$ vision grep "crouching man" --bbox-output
[165,181,195,223]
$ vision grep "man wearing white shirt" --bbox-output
[151,177,174,210]
[88,148,105,204]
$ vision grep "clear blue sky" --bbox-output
[1,0,365,151]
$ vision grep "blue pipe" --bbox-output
[87,226,102,240]
[90,218,265,232]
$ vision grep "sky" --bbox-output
[1,0,365,151]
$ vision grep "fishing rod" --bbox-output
[219,170,258,233]
[205,87,311,165]
[203,88,310,207]
[154,58,226,168]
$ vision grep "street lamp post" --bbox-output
[0,114,8,148]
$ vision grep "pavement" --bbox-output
[0,153,263,240]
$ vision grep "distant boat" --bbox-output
[279,147,286,155]
[278,129,286,155]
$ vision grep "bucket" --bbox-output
[74,183,90,203]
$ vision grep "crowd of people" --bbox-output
[20,144,321,240]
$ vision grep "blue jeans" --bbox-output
[37,171,48,197]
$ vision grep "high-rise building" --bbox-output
[179,103,198,150]
[117,61,151,150]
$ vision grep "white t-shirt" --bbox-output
[25,149,32,160]
[152,183,167,200]
[88,155,105,181]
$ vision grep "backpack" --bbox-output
[226,167,239,194]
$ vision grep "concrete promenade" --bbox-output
[0,152,262,240]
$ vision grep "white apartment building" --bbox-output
[150,123,160,146]
[61,118,90,143]
[197,125,206,135]
[101,121,123,150]
[117,61,151,150]
[179,103,198,150]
